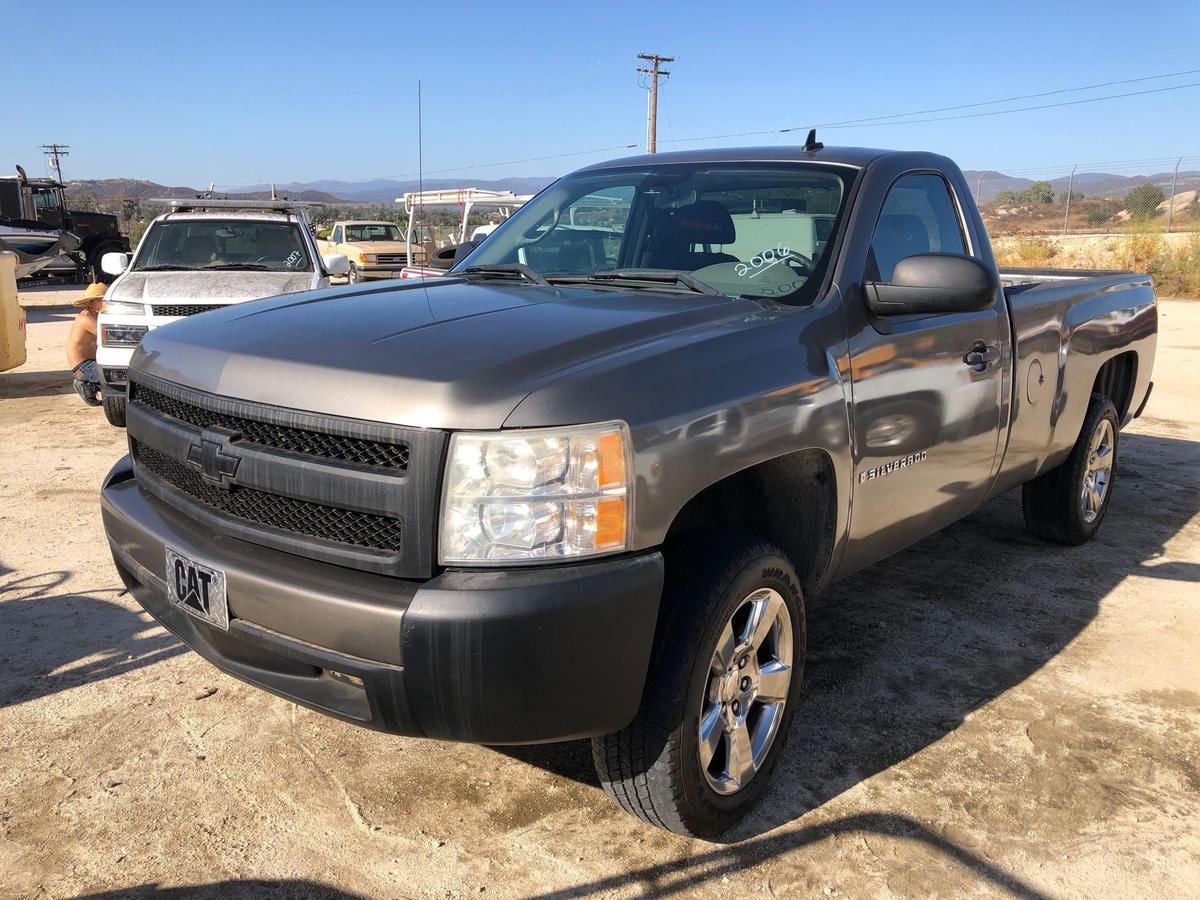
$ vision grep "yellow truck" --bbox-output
[316,220,423,284]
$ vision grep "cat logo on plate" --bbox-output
[165,548,229,630]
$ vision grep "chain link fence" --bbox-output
[969,155,1199,237]
[968,156,1200,296]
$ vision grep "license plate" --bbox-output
[164,548,229,630]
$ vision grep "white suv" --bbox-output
[97,201,349,426]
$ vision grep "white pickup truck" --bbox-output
[96,199,349,426]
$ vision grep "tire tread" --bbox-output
[591,533,802,837]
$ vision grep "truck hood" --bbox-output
[132,278,756,429]
[110,270,315,304]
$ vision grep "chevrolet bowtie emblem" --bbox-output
[186,437,241,488]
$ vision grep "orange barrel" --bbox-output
[0,251,28,372]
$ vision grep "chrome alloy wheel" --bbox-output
[1082,418,1115,524]
[699,588,794,795]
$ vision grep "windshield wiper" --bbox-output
[563,269,725,297]
[201,263,273,270]
[459,263,549,287]
[136,264,198,272]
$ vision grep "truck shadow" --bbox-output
[501,429,1200,840]
[0,569,185,710]
[0,369,75,399]
[79,881,367,899]
[21,304,79,324]
[528,811,1049,899]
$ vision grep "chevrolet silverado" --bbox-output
[101,144,1157,838]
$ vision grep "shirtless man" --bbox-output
[67,282,107,406]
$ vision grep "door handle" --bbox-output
[963,340,1000,372]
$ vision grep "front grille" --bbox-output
[133,441,403,551]
[131,384,409,472]
[372,253,408,266]
[151,304,226,317]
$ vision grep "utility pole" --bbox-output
[1166,156,1183,234]
[1062,164,1078,234]
[636,53,674,153]
[41,143,70,182]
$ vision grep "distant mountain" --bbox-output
[64,178,344,204]
[71,168,1198,209]
[233,177,557,204]
[965,169,1200,202]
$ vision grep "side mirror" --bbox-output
[323,253,351,277]
[864,253,996,316]
[101,252,129,276]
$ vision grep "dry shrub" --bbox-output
[1119,232,1165,273]
[994,236,1057,268]
[1147,236,1200,298]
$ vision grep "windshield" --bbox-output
[456,163,854,302]
[345,223,403,242]
[134,220,313,272]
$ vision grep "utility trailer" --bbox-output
[397,188,531,278]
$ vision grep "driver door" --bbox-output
[841,172,1006,572]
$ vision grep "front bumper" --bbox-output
[101,456,664,743]
[356,266,407,280]
[97,337,140,392]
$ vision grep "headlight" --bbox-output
[100,324,149,347]
[102,300,145,316]
[440,422,632,565]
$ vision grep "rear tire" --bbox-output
[1022,392,1119,545]
[592,533,805,838]
[102,395,127,428]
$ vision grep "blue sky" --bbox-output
[4,0,1198,187]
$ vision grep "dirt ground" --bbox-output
[1,285,1197,899]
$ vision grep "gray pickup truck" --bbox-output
[101,144,1156,838]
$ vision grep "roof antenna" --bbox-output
[803,129,823,152]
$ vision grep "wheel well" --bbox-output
[1093,351,1137,421]
[664,449,838,598]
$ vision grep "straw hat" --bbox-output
[73,282,108,307]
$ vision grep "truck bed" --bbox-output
[991,267,1156,496]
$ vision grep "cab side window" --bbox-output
[868,174,967,282]
[331,226,343,243]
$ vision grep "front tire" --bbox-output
[1022,392,1119,544]
[592,534,805,838]
[102,395,127,428]
[347,262,361,284]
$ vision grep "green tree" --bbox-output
[1125,183,1165,221]
[1019,181,1055,205]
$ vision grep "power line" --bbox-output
[659,77,1200,145]
[221,69,1199,186]
[806,66,1200,128]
